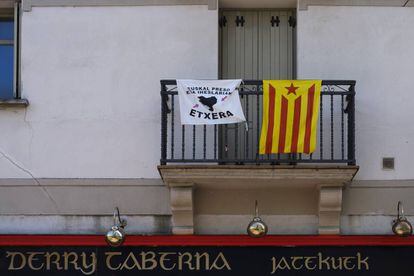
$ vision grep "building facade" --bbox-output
[1,0,414,237]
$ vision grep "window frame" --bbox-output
[0,2,20,99]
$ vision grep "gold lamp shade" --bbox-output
[105,207,127,247]
[247,200,268,238]
[106,225,126,247]
[392,201,412,237]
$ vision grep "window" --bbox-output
[0,4,18,100]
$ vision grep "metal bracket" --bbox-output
[236,15,245,27]
[271,16,280,27]
[219,16,227,28]
[288,16,296,28]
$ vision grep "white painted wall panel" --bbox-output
[0,5,218,178]
[297,6,414,180]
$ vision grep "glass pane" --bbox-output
[0,45,14,99]
[0,21,14,40]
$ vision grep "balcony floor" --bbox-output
[158,164,359,189]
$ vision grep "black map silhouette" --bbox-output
[198,96,217,111]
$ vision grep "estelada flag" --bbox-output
[259,80,322,154]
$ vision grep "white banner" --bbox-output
[177,79,246,125]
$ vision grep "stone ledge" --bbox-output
[299,0,413,10]
[0,215,171,234]
[158,165,359,189]
[0,178,164,187]
[0,99,29,108]
[22,0,217,12]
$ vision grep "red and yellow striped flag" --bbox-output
[259,80,322,154]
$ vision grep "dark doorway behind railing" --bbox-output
[160,80,355,166]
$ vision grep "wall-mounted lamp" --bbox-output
[247,200,268,238]
[105,207,127,247]
[392,201,412,237]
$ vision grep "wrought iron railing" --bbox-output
[160,80,356,165]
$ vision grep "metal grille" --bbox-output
[161,80,356,166]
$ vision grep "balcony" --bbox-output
[158,80,359,235]
[160,80,355,165]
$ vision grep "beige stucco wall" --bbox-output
[1,5,218,179]
[2,3,414,235]
[0,5,218,233]
[297,6,414,181]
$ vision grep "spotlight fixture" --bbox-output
[247,200,268,238]
[105,207,127,247]
[392,201,412,237]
